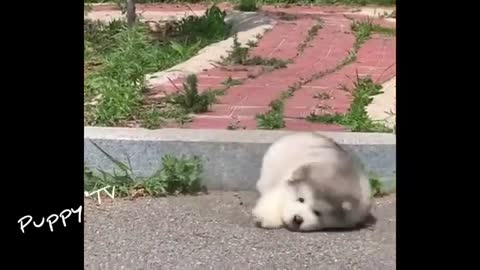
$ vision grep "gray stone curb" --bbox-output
[84,127,396,192]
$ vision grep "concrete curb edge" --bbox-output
[84,127,396,192]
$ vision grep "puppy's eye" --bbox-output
[298,198,305,203]
[313,210,322,217]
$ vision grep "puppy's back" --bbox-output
[258,133,342,189]
[258,132,370,202]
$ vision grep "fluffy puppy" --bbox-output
[252,132,373,232]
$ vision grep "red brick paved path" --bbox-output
[92,4,396,131]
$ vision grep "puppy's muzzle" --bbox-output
[292,215,303,226]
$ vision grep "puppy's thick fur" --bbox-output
[252,132,372,232]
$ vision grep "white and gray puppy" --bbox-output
[252,132,372,232]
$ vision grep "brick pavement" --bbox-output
[91,3,396,131]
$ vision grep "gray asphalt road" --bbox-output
[84,191,396,270]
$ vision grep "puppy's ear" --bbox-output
[288,164,311,183]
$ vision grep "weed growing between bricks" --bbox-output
[343,18,396,66]
[167,74,221,114]
[84,4,231,128]
[277,12,298,21]
[307,75,392,132]
[351,19,395,50]
[297,19,323,54]
[255,18,396,129]
[161,72,247,127]
[140,74,230,128]
[85,141,206,199]
[255,66,345,129]
[256,82,302,129]
[221,34,291,69]
[246,39,258,48]
[369,174,390,197]
[235,0,258,11]
[301,20,395,132]
[222,76,243,87]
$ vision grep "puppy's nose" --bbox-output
[292,215,303,226]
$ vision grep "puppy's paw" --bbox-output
[254,216,284,229]
[252,194,284,229]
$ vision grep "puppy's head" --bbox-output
[280,163,371,232]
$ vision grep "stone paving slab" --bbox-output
[84,192,396,270]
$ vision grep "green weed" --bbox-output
[351,19,395,50]
[278,12,298,21]
[256,84,301,129]
[84,4,231,127]
[223,34,250,65]
[256,109,285,129]
[297,21,322,53]
[222,76,243,87]
[246,39,258,48]
[84,141,205,198]
[222,34,290,70]
[369,175,389,197]
[167,74,219,113]
[307,75,392,132]
[235,0,258,11]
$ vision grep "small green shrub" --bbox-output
[84,4,232,127]
[167,74,218,113]
[307,75,392,132]
[84,141,205,197]
[236,0,258,11]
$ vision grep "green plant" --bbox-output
[223,34,250,65]
[313,92,331,100]
[84,141,205,198]
[222,34,289,69]
[236,0,258,11]
[297,21,322,53]
[351,19,395,50]
[244,56,290,69]
[341,49,357,66]
[84,4,232,128]
[246,39,258,48]
[141,105,165,129]
[255,84,300,129]
[369,175,388,197]
[222,76,243,87]
[253,17,393,130]
[84,141,139,197]
[278,12,298,21]
[222,35,290,69]
[307,75,392,132]
[256,109,285,129]
[167,74,218,113]
[146,154,204,195]
[169,40,203,59]
[176,4,232,43]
